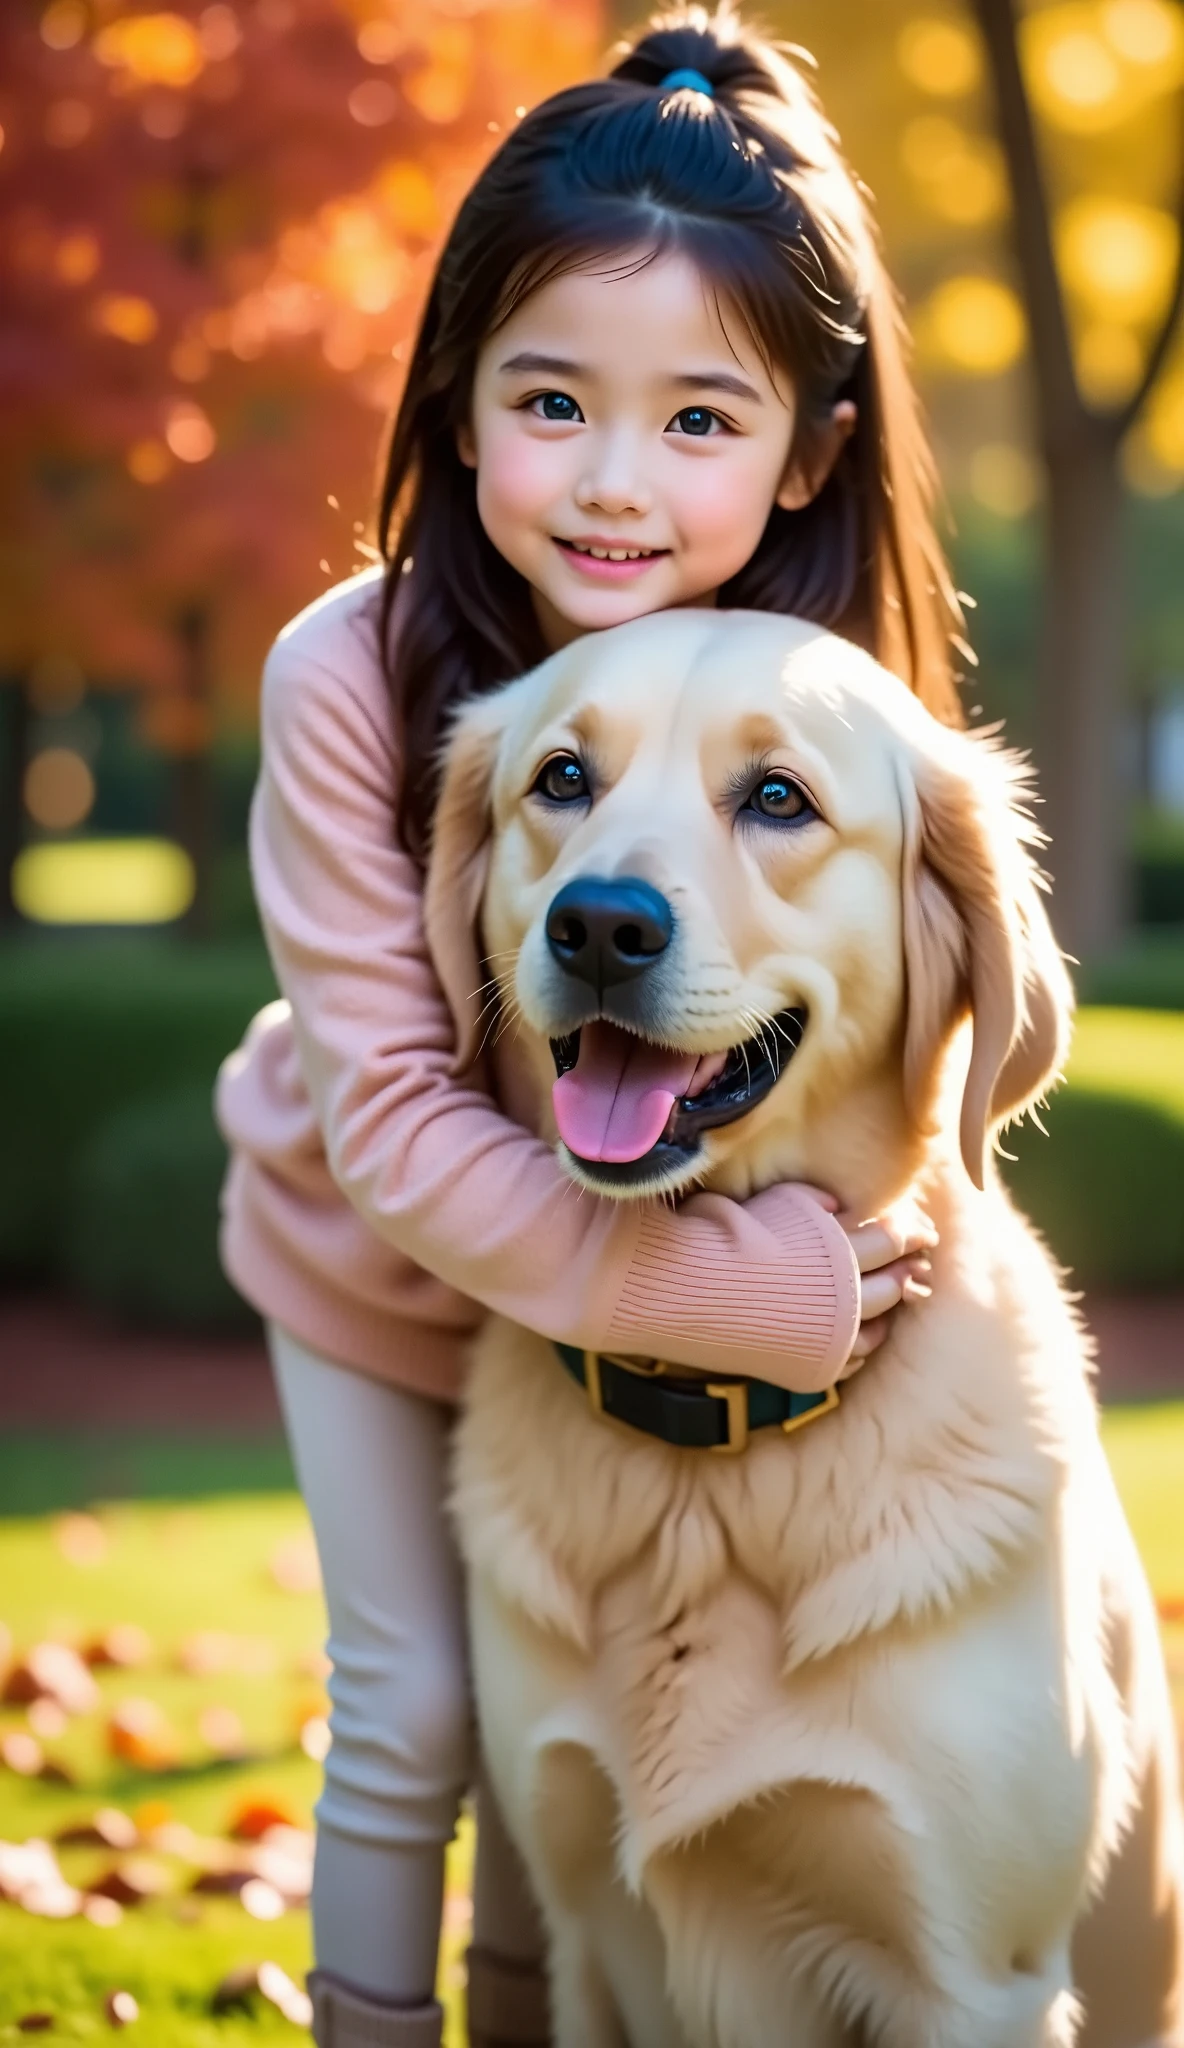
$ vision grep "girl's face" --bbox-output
[460,250,833,652]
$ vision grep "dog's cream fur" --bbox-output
[425,612,1184,2048]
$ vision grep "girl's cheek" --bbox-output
[677,454,783,559]
[476,422,566,534]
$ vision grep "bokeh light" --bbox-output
[900,116,1008,225]
[164,401,216,462]
[1076,321,1146,401]
[970,442,1043,518]
[92,295,159,345]
[921,275,1028,375]
[127,438,173,484]
[1022,0,1184,132]
[13,841,196,926]
[1057,197,1179,322]
[23,749,96,833]
[28,655,85,717]
[93,13,206,89]
[40,0,86,50]
[898,17,984,96]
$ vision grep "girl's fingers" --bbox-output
[789,1183,840,1214]
[858,1256,931,1322]
[843,1315,889,1366]
[845,1212,938,1273]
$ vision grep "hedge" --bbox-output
[2,933,1182,1323]
[0,937,275,1280]
[62,1085,255,1332]
[1003,1008,1184,1289]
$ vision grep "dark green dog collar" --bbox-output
[554,1343,839,1454]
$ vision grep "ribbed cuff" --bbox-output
[465,1946,551,2046]
[609,1187,859,1391]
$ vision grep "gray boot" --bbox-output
[465,1945,552,2047]
[309,1971,444,2048]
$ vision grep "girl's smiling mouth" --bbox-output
[554,536,671,580]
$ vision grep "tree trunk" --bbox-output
[1038,428,1127,957]
[0,676,30,926]
[173,604,215,939]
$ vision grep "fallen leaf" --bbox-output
[212,1962,312,2027]
[1,1731,44,1777]
[198,1704,247,1758]
[228,1797,300,1841]
[23,1878,84,1918]
[300,1715,331,1763]
[82,1894,124,1927]
[191,1866,253,1896]
[17,2014,55,2033]
[27,1698,68,1741]
[107,1698,179,1771]
[1157,1595,1184,1624]
[3,1642,99,1715]
[175,1630,233,1676]
[88,1857,171,1907]
[241,1876,285,1920]
[58,1809,138,1851]
[132,1799,173,1835]
[269,1532,321,1595]
[86,1625,151,1670]
[54,1512,108,1567]
[41,1759,78,1786]
[105,1990,139,2027]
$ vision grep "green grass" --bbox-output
[0,1492,473,2044]
[1,1410,1182,2040]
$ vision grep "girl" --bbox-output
[217,9,960,2046]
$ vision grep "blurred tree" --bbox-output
[0,0,601,926]
[970,0,1184,953]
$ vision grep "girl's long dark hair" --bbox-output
[378,3,965,861]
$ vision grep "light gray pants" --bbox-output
[268,1324,544,2005]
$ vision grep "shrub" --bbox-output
[0,937,275,1279]
[1004,1008,1184,1289]
[62,1085,256,1332]
[1078,932,1184,1010]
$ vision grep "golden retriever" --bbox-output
[424,610,1184,2048]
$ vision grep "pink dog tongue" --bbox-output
[553,1021,699,1163]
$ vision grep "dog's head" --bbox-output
[425,610,1072,1201]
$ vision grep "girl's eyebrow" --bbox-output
[498,351,585,378]
[670,370,762,402]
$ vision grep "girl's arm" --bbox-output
[248,614,862,1391]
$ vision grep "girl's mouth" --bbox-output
[553,537,670,583]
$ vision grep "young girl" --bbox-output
[217,9,961,2045]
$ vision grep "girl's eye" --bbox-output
[532,392,583,424]
[744,774,816,826]
[668,406,723,438]
[532,754,590,804]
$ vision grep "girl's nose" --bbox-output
[574,433,652,518]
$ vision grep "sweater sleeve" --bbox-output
[251,628,859,1391]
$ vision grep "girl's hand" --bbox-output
[795,1188,936,1376]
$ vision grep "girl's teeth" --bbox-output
[572,543,653,561]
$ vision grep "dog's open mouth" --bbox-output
[548,1009,806,1188]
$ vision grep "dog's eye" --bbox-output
[532,754,590,804]
[744,774,815,825]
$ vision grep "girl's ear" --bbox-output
[899,732,1074,1189]
[423,693,511,1071]
[456,419,477,469]
[776,400,858,512]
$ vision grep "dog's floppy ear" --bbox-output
[900,735,1074,1189]
[423,693,511,1073]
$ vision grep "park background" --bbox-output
[1,0,1183,2037]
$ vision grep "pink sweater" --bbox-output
[216,571,861,1403]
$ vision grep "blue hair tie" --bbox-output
[659,67,715,97]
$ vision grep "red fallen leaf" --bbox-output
[58,1809,138,1851]
[2,1642,99,1716]
[17,2014,55,2033]
[85,1625,152,1670]
[107,1699,179,1772]
[105,1990,139,2027]
[1157,1595,1184,1623]
[228,1797,299,1841]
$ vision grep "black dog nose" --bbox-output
[545,876,673,989]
